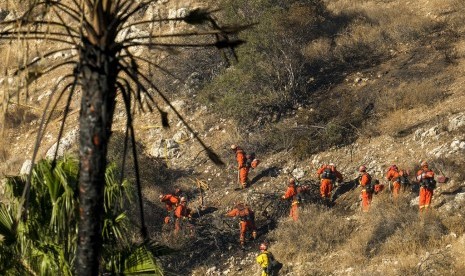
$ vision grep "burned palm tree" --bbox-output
[0,0,249,274]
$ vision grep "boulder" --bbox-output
[45,129,78,159]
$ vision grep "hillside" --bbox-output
[1,0,465,275]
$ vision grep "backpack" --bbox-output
[322,167,335,180]
[265,252,283,275]
[422,178,437,190]
[238,206,254,221]
[365,181,375,194]
[246,152,260,169]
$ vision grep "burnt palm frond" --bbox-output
[115,81,131,185]
[119,54,182,83]
[119,25,253,41]
[0,33,78,44]
[119,39,245,50]
[0,34,76,45]
[116,1,154,27]
[12,47,77,75]
[124,62,224,165]
[0,21,79,35]
[117,61,169,128]
[119,80,147,240]
[50,80,78,166]
[50,6,81,46]
[21,60,78,81]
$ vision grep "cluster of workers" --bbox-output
[159,144,439,275]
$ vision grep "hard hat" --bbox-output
[259,243,267,251]
[421,161,428,167]
[329,163,335,167]
[359,165,367,172]
[180,197,187,202]
[159,194,163,200]
[230,144,237,150]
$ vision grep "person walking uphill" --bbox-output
[416,161,436,213]
[174,197,192,234]
[317,163,343,204]
[281,178,299,221]
[159,189,181,224]
[359,165,373,212]
[231,144,249,189]
[256,243,282,276]
[226,202,257,248]
[386,164,401,199]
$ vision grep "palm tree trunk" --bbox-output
[76,43,118,275]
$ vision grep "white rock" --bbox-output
[448,113,465,131]
[20,159,33,175]
[45,129,78,159]
[292,168,305,179]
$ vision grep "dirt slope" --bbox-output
[1,0,465,275]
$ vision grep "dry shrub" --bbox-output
[440,214,465,236]
[302,37,332,62]
[377,80,445,112]
[378,210,447,255]
[269,204,356,265]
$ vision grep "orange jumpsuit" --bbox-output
[282,184,299,221]
[317,165,343,199]
[174,202,191,233]
[359,172,372,212]
[160,194,180,211]
[226,204,257,246]
[235,147,249,188]
[416,167,435,212]
[386,168,401,199]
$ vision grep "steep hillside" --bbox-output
[1,0,465,275]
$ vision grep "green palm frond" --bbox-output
[0,204,17,246]
[123,244,163,275]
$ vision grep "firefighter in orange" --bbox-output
[416,161,436,213]
[281,178,299,221]
[159,190,181,224]
[174,197,192,234]
[226,202,257,247]
[359,165,373,212]
[316,163,343,202]
[386,164,401,199]
[231,144,249,189]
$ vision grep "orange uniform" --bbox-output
[174,201,191,233]
[359,172,372,212]
[416,165,435,212]
[226,203,257,246]
[386,166,401,199]
[160,194,180,211]
[317,164,343,200]
[234,147,249,188]
[282,181,299,221]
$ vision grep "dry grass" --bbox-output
[267,189,463,275]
